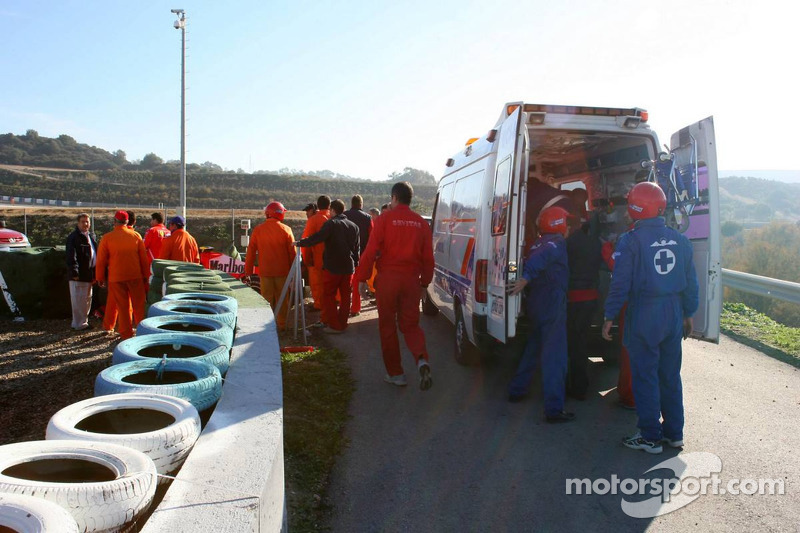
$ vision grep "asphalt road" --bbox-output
[322,303,799,533]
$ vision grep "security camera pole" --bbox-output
[171,8,187,221]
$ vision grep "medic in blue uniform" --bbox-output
[508,206,574,423]
[602,182,699,454]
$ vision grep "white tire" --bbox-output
[0,493,79,533]
[46,393,201,484]
[0,440,157,533]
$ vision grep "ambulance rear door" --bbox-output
[669,116,721,342]
[487,106,524,343]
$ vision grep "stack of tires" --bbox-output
[0,261,243,532]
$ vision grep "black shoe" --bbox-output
[545,411,576,423]
[508,393,526,403]
[418,361,432,391]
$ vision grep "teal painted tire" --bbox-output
[152,259,203,278]
[147,300,236,329]
[112,332,230,375]
[95,359,222,412]
[136,314,233,349]
[165,281,234,296]
[162,292,238,314]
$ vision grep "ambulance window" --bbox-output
[491,157,512,236]
[435,182,453,234]
[451,171,482,237]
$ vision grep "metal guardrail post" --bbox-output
[722,268,800,305]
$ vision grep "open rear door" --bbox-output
[487,107,523,342]
[669,116,721,342]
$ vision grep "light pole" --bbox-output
[171,8,187,220]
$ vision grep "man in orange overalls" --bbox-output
[102,210,140,334]
[301,195,330,323]
[144,212,171,270]
[244,202,296,329]
[96,210,149,340]
[357,182,434,391]
[159,216,200,263]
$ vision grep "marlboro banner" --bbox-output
[200,250,250,279]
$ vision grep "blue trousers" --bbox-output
[509,311,567,416]
[624,296,685,441]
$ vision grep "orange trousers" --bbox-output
[260,275,289,329]
[375,273,429,376]
[308,265,327,321]
[107,279,146,340]
[102,290,132,333]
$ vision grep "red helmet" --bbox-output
[537,206,569,236]
[627,182,666,220]
[265,201,286,221]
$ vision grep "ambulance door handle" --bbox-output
[507,262,518,282]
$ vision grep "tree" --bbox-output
[387,167,436,185]
[112,149,128,165]
[721,221,742,237]
[140,153,164,170]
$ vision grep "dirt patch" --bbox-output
[0,318,115,445]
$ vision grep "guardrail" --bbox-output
[722,269,800,305]
[1,195,163,209]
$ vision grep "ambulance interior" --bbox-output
[524,129,658,245]
[523,129,659,354]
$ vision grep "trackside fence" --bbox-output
[722,269,800,305]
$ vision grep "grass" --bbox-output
[721,302,800,367]
[281,344,355,532]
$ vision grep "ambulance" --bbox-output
[425,102,722,365]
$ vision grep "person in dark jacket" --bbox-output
[65,212,98,330]
[295,199,360,333]
[344,194,373,316]
[565,189,603,399]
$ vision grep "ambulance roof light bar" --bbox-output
[520,103,648,122]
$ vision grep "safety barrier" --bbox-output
[722,268,800,305]
[0,195,162,209]
[141,295,287,532]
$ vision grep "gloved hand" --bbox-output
[682,317,693,340]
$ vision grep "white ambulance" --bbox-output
[425,102,722,365]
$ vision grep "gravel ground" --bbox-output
[0,317,116,445]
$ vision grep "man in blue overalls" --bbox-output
[602,182,699,454]
[508,206,574,423]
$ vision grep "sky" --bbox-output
[1,0,799,182]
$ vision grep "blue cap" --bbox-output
[169,216,186,227]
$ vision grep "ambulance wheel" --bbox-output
[421,289,439,316]
[454,303,480,366]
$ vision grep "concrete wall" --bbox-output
[141,305,286,532]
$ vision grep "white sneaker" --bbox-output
[418,360,432,391]
[663,437,684,448]
[384,374,408,386]
[622,432,663,454]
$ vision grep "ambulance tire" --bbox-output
[0,440,157,533]
[162,292,239,314]
[454,303,481,366]
[136,314,234,349]
[112,332,230,375]
[0,493,79,533]
[95,359,222,413]
[421,289,439,316]
[148,300,236,329]
[46,393,201,483]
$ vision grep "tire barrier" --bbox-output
[167,274,225,287]
[161,264,207,281]
[112,332,230,375]
[152,260,205,279]
[46,393,201,484]
[136,314,234,349]
[148,300,236,329]
[166,270,222,283]
[162,292,239,315]
[0,492,79,533]
[164,281,234,296]
[0,440,157,533]
[95,359,222,412]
